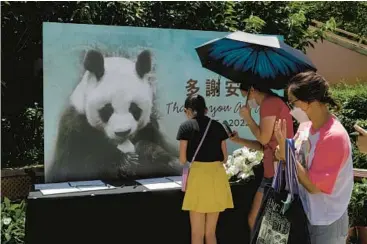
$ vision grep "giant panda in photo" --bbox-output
[46,49,181,183]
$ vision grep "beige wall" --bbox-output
[305,40,367,84]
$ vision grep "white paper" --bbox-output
[142,182,181,190]
[40,188,80,195]
[35,182,71,190]
[166,176,182,185]
[37,180,116,195]
[77,185,116,192]
[69,180,106,187]
[136,177,170,184]
[136,177,181,190]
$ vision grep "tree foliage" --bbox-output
[331,83,367,169]
[305,1,367,38]
[0,1,359,168]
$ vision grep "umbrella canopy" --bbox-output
[195,31,317,89]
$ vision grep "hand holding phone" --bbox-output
[353,124,367,154]
[349,132,361,137]
[354,124,367,136]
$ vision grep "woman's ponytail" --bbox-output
[323,94,341,112]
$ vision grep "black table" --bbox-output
[25,167,264,244]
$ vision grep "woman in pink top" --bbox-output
[275,71,354,244]
[229,83,294,231]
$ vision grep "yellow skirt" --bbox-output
[182,161,234,213]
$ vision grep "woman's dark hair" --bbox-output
[184,94,207,117]
[239,82,288,104]
[288,71,340,111]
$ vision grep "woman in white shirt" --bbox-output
[274,71,354,244]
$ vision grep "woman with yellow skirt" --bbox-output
[176,94,234,244]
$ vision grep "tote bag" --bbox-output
[250,138,311,244]
[181,119,212,192]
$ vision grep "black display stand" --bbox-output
[25,167,264,244]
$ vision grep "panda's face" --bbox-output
[70,50,154,152]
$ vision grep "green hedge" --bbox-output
[1,198,26,244]
[348,179,367,227]
[330,82,367,169]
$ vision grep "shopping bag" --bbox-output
[250,139,311,244]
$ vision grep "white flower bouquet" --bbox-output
[224,147,263,182]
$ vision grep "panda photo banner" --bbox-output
[43,22,283,183]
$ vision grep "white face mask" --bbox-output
[248,98,259,109]
[290,107,310,123]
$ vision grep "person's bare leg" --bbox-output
[248,191,263,232]
[204,212,220,244]
[190,211,206,244]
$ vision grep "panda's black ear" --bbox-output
[135,50,151,79]
[84,50,105,80]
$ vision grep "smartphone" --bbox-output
[349,132,361,137]
[223,120,234,136]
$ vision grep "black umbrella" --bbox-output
[195,31,317,89]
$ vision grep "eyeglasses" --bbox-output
[287,99,298,109]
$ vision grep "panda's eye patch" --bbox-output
[129,102,142,121]
[99,103,114,123]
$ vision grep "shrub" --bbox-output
[1,198,26,244]
[348,178,367,226]
[330,82,367,169]
[1,103,44,169]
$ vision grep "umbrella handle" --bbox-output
[245,93,249,107]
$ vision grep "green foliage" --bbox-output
[305,1,367,38]
[1,198,26,244]
[0,1,359,168]
[348,179,367,226]
[243,15,266,34]
[330,82,367,169]
[233,1,336,52]
[43,1,336,51]
[2,103,43,168]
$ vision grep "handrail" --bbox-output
[311,20,366,44]
[354,168,367,180]
[309,20,367,56]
